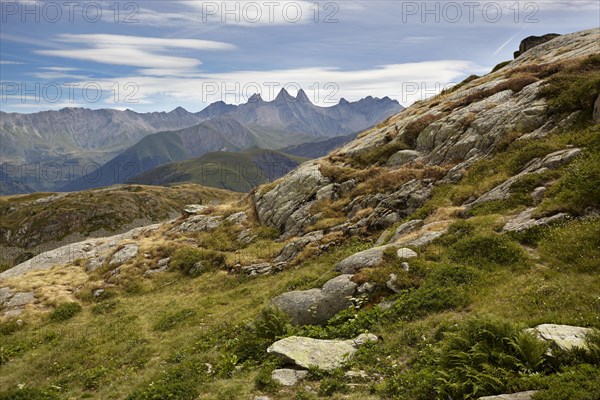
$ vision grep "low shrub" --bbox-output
[492,60,511,73]
[449,234,526,267]
[388,264,478,321]
[540,151,600,215]
[538,217,600,273]
[254,362,279,391]
[80,365,110,390]
[0,388,60,400]
[170,247,225,277]
[318,375,348,396]
[0,319,23,335]
[229,307,291,364]
[532,364,600,400]
[49,302,82,322]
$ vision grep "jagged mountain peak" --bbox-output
[296,89,311,103]
[248,93,264,103]
[274,87,295,103]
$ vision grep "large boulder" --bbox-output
[527,324,594,351]
[479,391,538,400]
[183,204,210,216]
[271,369,308,386]
[253,161,330,236]
[267,334,378,371]
[272,274,357,325]
[335,246,391,274]
[594,93,600,123]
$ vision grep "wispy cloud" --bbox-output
[136,0,318,27]
[35,34,235,70]
[0,60,23,65]
[52,34,235,51]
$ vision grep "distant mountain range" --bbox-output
[1,89,403,194]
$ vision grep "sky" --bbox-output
[0,0,598,113]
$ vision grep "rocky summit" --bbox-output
[0,28,599,400]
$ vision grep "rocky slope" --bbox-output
[253,28,600,239]
[0,184,238,266]
[0,29,599,400]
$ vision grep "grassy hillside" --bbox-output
[1,30,599,400]
[0,184,239,266]
[129,149,308,192]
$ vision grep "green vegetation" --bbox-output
[2,37,600,400]
[491,60,512,72]
[170,246,226,277]
[129,148,308,192]
[448,234,526,267]
[440,74,480,95]
[49,302,82,322]
[0,388,60,400]
[539,217,600,273]
[540,54,600,119]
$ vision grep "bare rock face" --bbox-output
[0,223,162,278]
[479,391,538,400]
[171,215,222,233]
[253,161,330,236]
[109,244,139,266]
[272,274,357,325]
[502,208,568,232]
[514,33,560,58]
[1,290,35,317]
[267,334,378,371]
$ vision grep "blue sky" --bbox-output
[1,0,598,113]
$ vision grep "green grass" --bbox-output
[49,302,82,322]
[2,43,600,400]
